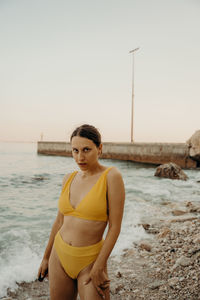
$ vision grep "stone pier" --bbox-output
[37,141,197,169]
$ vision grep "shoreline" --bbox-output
[2,201,200,300]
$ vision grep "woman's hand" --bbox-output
[37,258,49,281]
[84,265,110,298]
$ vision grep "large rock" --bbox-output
[186,130,200,163]
[154,162,188,180]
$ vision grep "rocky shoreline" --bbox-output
[2,201,200,300]
[109,214,200,299]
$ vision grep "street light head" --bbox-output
[129,47,140,54]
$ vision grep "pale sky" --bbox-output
[0,0,199,143]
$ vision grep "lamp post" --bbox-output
[129,47,139,143]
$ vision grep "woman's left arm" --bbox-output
[95,167,125,266]
[85,167,125,295]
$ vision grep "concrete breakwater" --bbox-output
[37,141,197,169]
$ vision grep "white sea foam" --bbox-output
[0,243,40,298]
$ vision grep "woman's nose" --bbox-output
[78,151,85,161]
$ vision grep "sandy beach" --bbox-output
[2,200,200,300]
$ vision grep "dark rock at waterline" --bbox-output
[141,223,150,230]
[32,176,47,181]
[154,162,188,181]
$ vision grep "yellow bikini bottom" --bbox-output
[54,231,103,279]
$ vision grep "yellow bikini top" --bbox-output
[58,167,113,222]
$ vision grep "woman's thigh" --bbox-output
[49,246,77,300]
[77,263,110,300]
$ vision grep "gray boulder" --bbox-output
[154,162,188,180]
[186,130,200,162]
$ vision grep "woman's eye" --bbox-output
[73,149,78,153]
[84,148,90,152]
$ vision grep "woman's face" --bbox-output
[71,136,102,170]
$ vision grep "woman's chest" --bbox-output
[69,177,99,207]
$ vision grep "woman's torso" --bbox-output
[59,166,112,246]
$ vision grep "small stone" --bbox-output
[116,271,122,278]
[158,227,171,238]
[170,217,197,223]
[189,206,199,213]
[149,280,165,290]
[175,256,191,267]
[122,249,134,257]
[186,201,193,207]
[123,248,129,252]
[170,248,176,253]
[161,201,172,205]
[172,210,187,216]
[139,243,152,252]
[141,223,150,230]
[168,277,179,287]
[189,247,200,255]
[147,228,159,234]
[193,234,200,243]
[115,284,124,293]
[155,267,161,272]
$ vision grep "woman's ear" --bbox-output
[98,144,103,156]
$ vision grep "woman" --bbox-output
[38,124,125,300]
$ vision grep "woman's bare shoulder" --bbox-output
[62,172,74,189]
[107,166,123,183]
[107,167,125,203]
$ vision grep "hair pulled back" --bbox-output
[70,124,101,147]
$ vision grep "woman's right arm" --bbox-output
[42,210,64,260]
[37,210,64,279]
[37,173,70,279]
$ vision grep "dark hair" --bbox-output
[70,124,101,147]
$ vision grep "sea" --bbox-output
[0,142,199,298]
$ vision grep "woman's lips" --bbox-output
[78,163,87,166]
